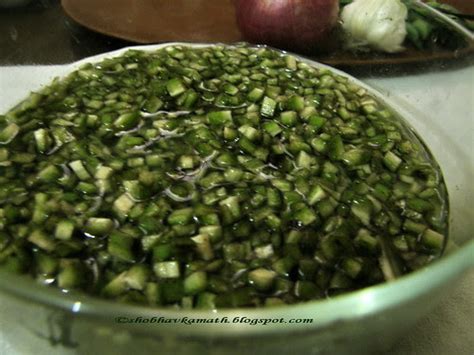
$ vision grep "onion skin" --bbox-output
[235,0,339,53]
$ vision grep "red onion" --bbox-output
[234,0,339,53]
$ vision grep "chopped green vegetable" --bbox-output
[0,44,448,310]
[154,261,180,279]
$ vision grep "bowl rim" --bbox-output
[0,42,472,336]
[0,241,471,336]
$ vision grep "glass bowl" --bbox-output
[0,43,472,355]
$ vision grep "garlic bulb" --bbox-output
[341,0,408,53]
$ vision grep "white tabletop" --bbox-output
[0,64,473,355]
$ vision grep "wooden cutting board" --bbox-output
[62,0,241,43]
[61,0,474,67]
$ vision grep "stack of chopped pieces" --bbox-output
[0,45,447,308]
